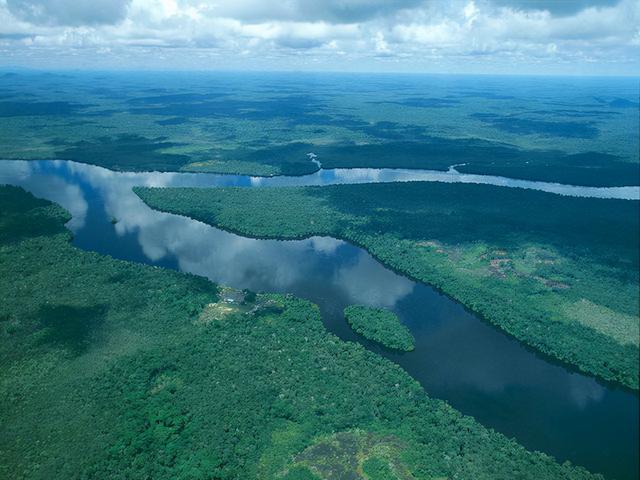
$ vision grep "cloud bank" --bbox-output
[0,0,638,74]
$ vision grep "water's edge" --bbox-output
[1,158,639,199]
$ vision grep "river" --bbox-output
[1,159,638,480]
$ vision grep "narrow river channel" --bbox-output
[1,159,638,480]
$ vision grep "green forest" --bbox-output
[0,185,604,479]
[344,305,415,351]
[253,140,639,186]
[0,73,638,185]
[135,182,640,389]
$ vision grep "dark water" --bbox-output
[1,159,638,480]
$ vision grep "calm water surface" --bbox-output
[1,159,638,480]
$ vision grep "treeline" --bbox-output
[45,135,640,185]
[135,182,640,389]
[229,139,639,186]
[0,186,602,479]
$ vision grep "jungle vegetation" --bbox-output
[0,186,604,479]
[241,139,640,187]
[1,71,638,185]
[135,182,640,389]
[344,305,415,351]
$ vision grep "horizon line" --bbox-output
[1,66,639,79]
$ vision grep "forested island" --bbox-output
[0,185,604,479]
[135,182,640,389]
[344,305,415,351]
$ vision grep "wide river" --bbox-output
[1,159,639,480]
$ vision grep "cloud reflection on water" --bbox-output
[0,158,626,412]
[16,160,415,309]
[0,161,89,231]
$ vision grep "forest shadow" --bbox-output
[38,304,108,355]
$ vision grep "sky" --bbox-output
[0,0,638,75]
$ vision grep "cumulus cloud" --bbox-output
[491,0,621,15]
[203,0,423,23]
[6,0,131,26]
[0,0,637,73]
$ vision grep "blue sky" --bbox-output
[0,0,638,75]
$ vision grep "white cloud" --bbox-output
[0,0,637,74]
[201,0,423,23]
[6,0,131,26]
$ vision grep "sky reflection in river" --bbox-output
[0,159,638,480]
[250,166,640,199]
[5,158,635,199]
